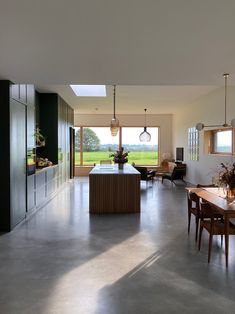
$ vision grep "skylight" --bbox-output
[70,85,106,97]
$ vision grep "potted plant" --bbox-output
[34,127,46,147]
[218,162,235,198]
[110,147,129,169]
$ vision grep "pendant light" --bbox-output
[110,85,119,136]
[196,73,235,131]
[139,108,151,142]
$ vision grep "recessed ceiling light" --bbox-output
[70,85,106,97]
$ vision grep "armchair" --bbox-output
[134,166,155,183]
[162,163,186,184]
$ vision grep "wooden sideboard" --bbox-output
[89,164,141,214]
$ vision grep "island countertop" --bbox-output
[89,164,140,175]
[89,164,140,214]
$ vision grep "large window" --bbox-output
[213,129,232,154]
[75,127,119,165]
[75,126,159,166]
[204,128,235,155]
[74,127,80,165]
[122,127,158,165]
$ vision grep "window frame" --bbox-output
[75,125,160,166]
[233,128,235,154]
[121,126,159,166]
[211,128,233,155]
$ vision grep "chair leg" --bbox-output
[208,233,213,263]
[195,216,199,242]
[198,225,203,250]
[220,235,223,247]
[188,211,191,234]
[225,234,229,268]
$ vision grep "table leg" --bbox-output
[224,215,229,268]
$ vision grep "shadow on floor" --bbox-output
[94,231,235,314]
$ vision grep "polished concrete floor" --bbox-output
[1,178,235,314]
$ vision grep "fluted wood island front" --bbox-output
[89,164,141,214]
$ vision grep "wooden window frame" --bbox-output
[75,126,160,166]
[210,128,233,155]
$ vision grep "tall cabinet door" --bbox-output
[70,127,75,179]
[10,99,26,227]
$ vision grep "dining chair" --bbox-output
[187,191,200,242]
[198,200,235,266]
[100,160,112,164]
[134,166,155,183]
[187,184,220,242]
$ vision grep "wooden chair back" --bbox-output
[100,160,112,164]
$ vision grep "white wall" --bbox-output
[173,86,235,185]
[74,113,173,161]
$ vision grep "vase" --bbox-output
[118,163,124,170]
[226,187,235,199]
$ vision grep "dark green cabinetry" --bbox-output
[0,81,33,231]
[37,93,58,164]
[37,93,74,188]
[27,174,35,211]
[0,81,74,232]
[10,99,27,227]
[28,166,59,210]
[27,102,36,176]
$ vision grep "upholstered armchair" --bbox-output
[134,166,155,182]
[161,163,186,184]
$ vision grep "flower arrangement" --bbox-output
[110,147,129,164]
[218,162,235,189]
[162,152,172,161]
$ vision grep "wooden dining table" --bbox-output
[186,187,235,266]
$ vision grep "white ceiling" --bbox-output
[1,0,235,113]
[36,84,218,114]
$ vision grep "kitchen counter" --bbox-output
[89,164,140,214]
[36,164,58,173]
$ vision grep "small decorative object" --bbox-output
[110,147,128,169]
[118,163,124,170]
[36,157,53,168]
[161,152,173,171]
[162,152,172,161]
[35,127,46,147]
[218,162,235,198]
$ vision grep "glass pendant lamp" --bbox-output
[139,108,151,142]
[110,85,119,136]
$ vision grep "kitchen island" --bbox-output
[89,164,141,214]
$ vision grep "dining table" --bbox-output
[186,187,235,267]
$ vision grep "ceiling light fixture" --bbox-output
[196,73,235,131]
[110,85,119,136]
[139,108,151,142]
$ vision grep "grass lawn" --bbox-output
[75,151,158,165]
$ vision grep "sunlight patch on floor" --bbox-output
[46,231,157,312]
